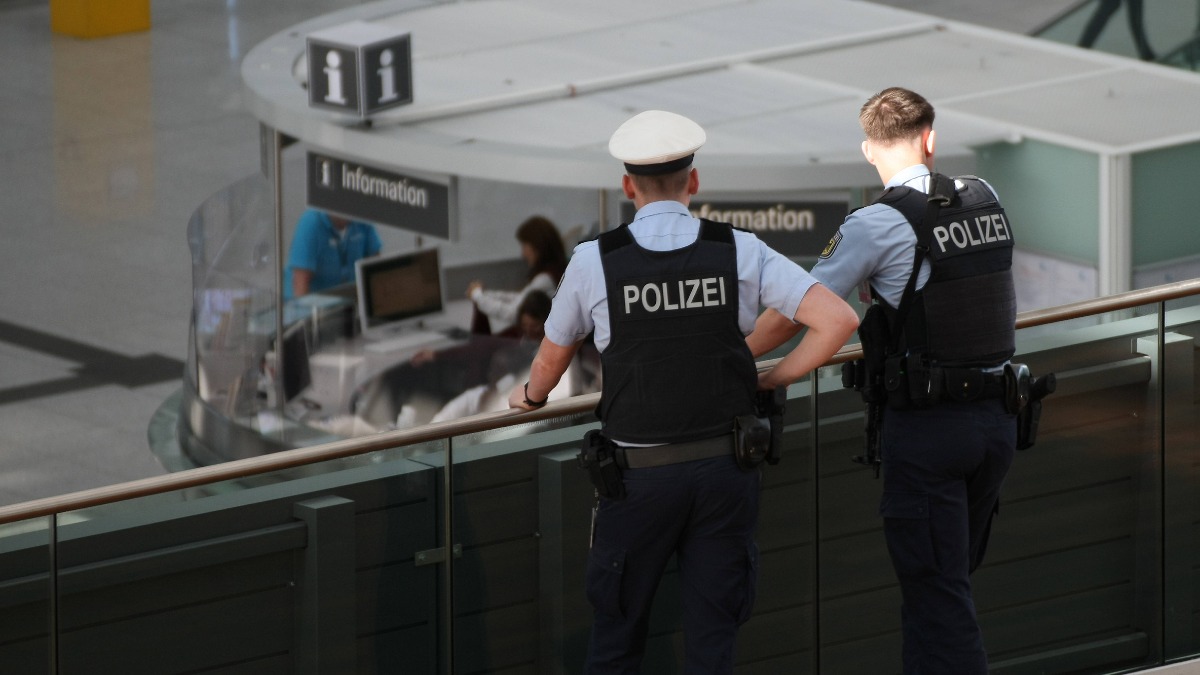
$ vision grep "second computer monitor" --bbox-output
[355,248,444,335]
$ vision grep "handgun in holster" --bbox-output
[577,429,625,500]
[1003,364,1055,450]
[843,304,890,478]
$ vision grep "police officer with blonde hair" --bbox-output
[751,87,1020,674]
[509,110,858,673]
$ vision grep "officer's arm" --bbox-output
[745,308,804,358]
[508,337,582,410]
[758,284,859,390]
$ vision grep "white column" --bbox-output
[1097,152,1133,296]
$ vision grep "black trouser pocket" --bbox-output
[586,539,627,617]
[880,491,941,578]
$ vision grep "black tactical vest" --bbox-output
[597,220,757,444]
[875,175,1016,368]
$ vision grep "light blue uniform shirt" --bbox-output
[544,200,818,351]
[810,165,932,308]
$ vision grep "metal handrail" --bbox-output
[2,277,1198,526]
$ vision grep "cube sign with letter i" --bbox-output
[307,21,412,117]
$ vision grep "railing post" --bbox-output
[293,495,356,674]
[49,514,58,675]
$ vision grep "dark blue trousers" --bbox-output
[880,398,1016,675]
[584,455,761,674]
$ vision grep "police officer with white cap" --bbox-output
[750,88,1020,674]
[509,110,858,673]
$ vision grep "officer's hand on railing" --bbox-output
[508,382,548,411]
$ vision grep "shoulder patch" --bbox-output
[819,230,843,259]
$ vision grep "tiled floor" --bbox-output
[0,0,1077,508]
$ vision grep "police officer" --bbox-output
[508,110,858,673]
[750,87,1018,674]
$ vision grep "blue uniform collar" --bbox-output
[887,165,931,190]
[631,200,690,223]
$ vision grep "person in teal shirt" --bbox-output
[285,209,382,299]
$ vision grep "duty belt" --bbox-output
[614,433,734,469]
[939,367,1006,403]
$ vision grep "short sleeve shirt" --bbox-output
[809,165,932,308]
[285,210,382,298]
[544,200,818,351]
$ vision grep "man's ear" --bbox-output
[622,174,636,200]
[861,140,874,165]
[687,168,699,196]
[924,129,936,158]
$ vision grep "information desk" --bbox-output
[184,291,599,466]
[270,296,595,439]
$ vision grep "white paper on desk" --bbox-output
[309,352,364,368]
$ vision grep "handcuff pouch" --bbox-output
[733,414,771,470]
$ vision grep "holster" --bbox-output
[577,429,625,500]
[759,386,786,466]
[1016,371,1056,450]
[1003,363,1031,414]
[844,305,891,476]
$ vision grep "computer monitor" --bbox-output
[355,248,444,335]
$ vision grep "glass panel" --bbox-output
[0,516,53,673]
[1164,294,1200,660]
[447,380,820,674]
[815,362,890,673]
[814,302,1167,673]
[765,372,818,672]
[981,301,1163,672]
[449,411,595,674]
[53,439,445,674]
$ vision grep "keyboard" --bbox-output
[363,329,446,354]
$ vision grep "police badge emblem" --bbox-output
[819,231,842,259]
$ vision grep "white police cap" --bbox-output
[608,110,706,176]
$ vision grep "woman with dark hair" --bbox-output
[467,215,566,334]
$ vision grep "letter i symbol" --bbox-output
[319,160,333,187]
[379,49,398,102]
[324,50,347,104]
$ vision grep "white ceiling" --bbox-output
[242,0,1200,190]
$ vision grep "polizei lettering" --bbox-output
[622,276,728,316]
[932,212,1011,255]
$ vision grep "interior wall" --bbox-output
[975,139,1100,266]
[1133,140,1200,268]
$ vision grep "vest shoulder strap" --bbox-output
[876,172,956,354]
[600,219,734,255]
[875,185,926,230]
[598,224,634,255]
[698,218,735,244]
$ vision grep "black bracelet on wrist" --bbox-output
[523,382,548,408]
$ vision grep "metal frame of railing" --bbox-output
[1,277,1198,528]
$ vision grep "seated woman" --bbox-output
[410,290,551,379]
[466,216,566,334]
